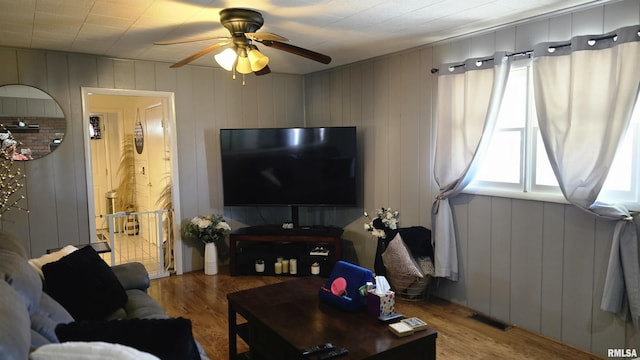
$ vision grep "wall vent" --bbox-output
[470,313,512,331]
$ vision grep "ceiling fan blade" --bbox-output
[155,36,230,46]
[169,41,231,68]
[259,40,331,64]
[245,32,288,42]
[254,65,271,76]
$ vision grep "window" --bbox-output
[466,59,640,210]
[597,99,640,206]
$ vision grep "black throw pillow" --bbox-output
[55,317,201,360]
[42,246,127,321]
[398,226,433,259]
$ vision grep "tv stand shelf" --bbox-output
[229,226,343,276]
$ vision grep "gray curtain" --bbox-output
[432,53,511,281]
[532,25,640,327]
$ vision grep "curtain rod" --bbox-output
[430,33,619,74]
[430,51,529,74]
[430,51,530,74]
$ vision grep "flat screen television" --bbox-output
[220,126,357,207]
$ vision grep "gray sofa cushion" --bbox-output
[105,307,128,321]
[0,230,28,258]
[0,280,31,360]
[123,289,169,319]
[30,329,52,349]
[103,289,168,321]
[36,292,75,324]
[31,293,75,343]
[31,312,62,344]
[112,262,151,291]
[0,249,42,315]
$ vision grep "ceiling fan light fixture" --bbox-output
[214,48,237,71]
[248,48,269,71]
[236,54,253,74]
[164,8,332,74]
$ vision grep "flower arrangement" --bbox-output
[181,214,232,259]
[363,207,399,238]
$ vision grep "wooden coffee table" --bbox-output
[228,277,437,359]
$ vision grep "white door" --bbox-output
[90,113,120,232]
[90,116,107,230]
[134,103,170,245]
[144,104,171,214]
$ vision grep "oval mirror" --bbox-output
[0,84,65,160]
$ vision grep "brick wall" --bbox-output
[0,116,66,158]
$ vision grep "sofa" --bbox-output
[0,231,207,360]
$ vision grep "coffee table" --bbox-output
[228,277,437,359]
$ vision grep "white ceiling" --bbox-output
[0,0,606,74]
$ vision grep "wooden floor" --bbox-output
[148,266,603,360]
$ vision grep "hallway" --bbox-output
[88,91,178,278]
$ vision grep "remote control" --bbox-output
[318,348,348,359]
[301,342,335,356]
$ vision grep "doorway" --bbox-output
[81,88,183,276]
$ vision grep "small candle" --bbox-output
[282,259,289,273]
[311,262,320,275]
[289,258,297,275]
[274,262,282,274]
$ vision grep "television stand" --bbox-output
[229,225,343,276]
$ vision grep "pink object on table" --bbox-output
[331,277,347,296]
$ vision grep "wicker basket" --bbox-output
[386,257,434,301]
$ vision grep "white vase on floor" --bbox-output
[204,242,218,275]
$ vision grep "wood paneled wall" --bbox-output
[303,0,640,356]
[0,48,305,273]
[0,0,637,356]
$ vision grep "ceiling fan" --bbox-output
[155,8,331,80]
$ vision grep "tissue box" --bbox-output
[367,290,395,317]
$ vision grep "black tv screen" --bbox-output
[220,126,357,207]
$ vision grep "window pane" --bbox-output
[496,67,527,128]
[602,128,633,191]
[470,63,528,187]
[599,99,639,203]
[475,131,521,183]
[534,133,558,186]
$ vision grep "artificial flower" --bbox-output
[363,207,399,238]
[181,214,232,259]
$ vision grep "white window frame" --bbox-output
[464,59,640,210]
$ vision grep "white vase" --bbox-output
[204,242,218,275]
